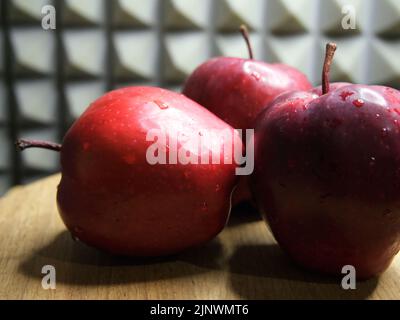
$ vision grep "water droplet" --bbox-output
[154,100,169,110]
[251,72,261,81]
[369,156,376,166]
[353,99,364,108]
[376,113,381,119]
[201,201,208,212]
[339,91,354,101]
[381,128,389,137]
[215,184,221,192]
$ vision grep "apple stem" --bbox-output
[240,25,254,60]
[15,139,62,152]
[322,42,337,95]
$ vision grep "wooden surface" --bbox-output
[0,174,399,300]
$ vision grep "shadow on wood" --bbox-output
[228,244,379,299]
[18,230,224,286]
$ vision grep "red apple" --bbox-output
[17,87,242,256]
[183,26,312,130]
[183,25,312,205]
[251,43,400,279]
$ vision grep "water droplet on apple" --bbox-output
[154,100,169,110]
[381,128,389,137]
[215,184,221,192]
[201,201,208,212]
[353,99,364,108]
[251,72,261,81]
[339,91,354,101]
[369,156,376,166]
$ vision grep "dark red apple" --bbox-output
[17,87,242,256]
[251,43,400,279]
[183,25,312,205]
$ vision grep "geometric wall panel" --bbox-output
[372,0,400,37]
[113,31,158,81]
[0,30,3,74]
[163,33,210,82]
[62,0,105,26]
[267,0,312,34]
[164,0,210,30]
[0,82,6,124]
[66,81,105,119]
[369,39,400,87]
[112,0,158,28]
[0,175,12,196]
[15,80,57,125]
[9,0,52,23]
[10,28,55,76]
[62,30,106,77]
[267,35,313,76]
[216,33,263,59]
[215,0,265,32]
[0,128,10,171]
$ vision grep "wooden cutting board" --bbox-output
[0,174,399,300]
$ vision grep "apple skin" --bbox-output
[183,57,312,205]
[57,87,241,257]
[183,57,312,131]
[251,84,400,279]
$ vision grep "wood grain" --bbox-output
[0,174,399,300]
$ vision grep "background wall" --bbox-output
[1,0,400,195]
